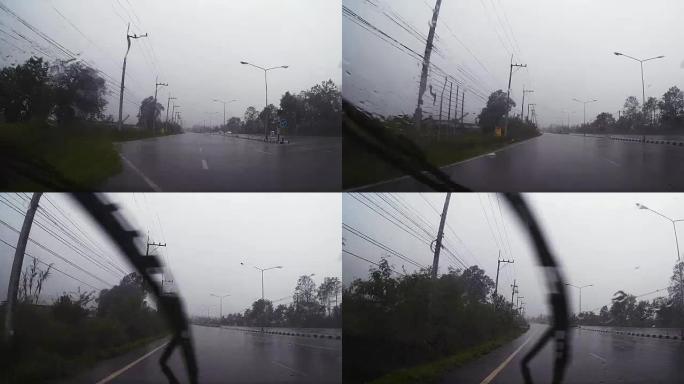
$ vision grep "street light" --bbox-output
[614,52,665,106]
[241,262,283,300]
[572,98,597,126]
[210,293,230,320]
[565,283,593,316]
[212,98,238,128]
[636,202,684,337]
[240,61,289,140]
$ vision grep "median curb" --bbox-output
[581,327,681,341]
[222,326,342,340]
[576,134,684,147]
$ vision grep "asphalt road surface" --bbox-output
[358,133,684,191]
[440,323,684,384]
[103,133,341,191]
[63,325,341,384]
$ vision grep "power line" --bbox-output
[343,223,426,269]
[342,249,406,276]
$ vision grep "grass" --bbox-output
[0,120,180,190]
[368,328,526,384]
[343,128,539,189]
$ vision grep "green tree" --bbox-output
[623,96,641,122]
[137,96,164,130]
[52,61,107,124]
[591,112,616,132]
[643,96,658,125]
[658,86,684,127]
[478,90,514,134]
[0,56,52,122]
[243,106,260,133]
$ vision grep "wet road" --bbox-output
[65,325,341,383]
[103,133,341,191]
[441,323,684,384]
[359,133,684,191]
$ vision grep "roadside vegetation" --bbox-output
[194,275,342,328]
[534,262,684,328]
[343,259,528,384]
[0,261,168,384]
[343,89,539,189]
[546,86,684,135]
[189,79,341,137]
[0,56,182,189]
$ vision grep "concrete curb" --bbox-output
[582,327,681,341]
[223,327,342,340]
[572,134,684,147]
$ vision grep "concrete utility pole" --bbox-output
[431,192,451,279]
[118,23,147,131]
[447,81,453,121]
[146,240,167,291]
[461,89,466,123]
[504,56,526,137]
[511,279,518,306]
[4,192,42,342]
[494,252,514,299]
[152,77,168,132]
[439,75,448,122]
[527,103,536,122]
[414,0,443,130]
[521,87,534,122]
[516,296,524,313]
[166,95,176,124]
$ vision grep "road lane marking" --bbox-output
[479,329,538,384]
[287,341,340,351]
[590,352,607,363]
[273,361,308,377]
[202,159,209,170]
[255,149,272,155]
[95,341,169,384]
[199,147,203,153]
[119,154,163,192]
[605,159,620,167]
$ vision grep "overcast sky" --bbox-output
[0,0,341,127]
[343,0,684,126]
[0,193,341,317]
[343,193,684,317]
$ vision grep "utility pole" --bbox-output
[511,279,518,306]
[439,75,447,122]
[118,23,147,131]
[414,0,443,130]
[145,240,166,290]
[461,89,466,123]
[166,95,176,124]
[431,192,451,279]
[447,81,453,121]
[522,87,534,122]
[4,193,42,342]
[494,252,514,299]
[152,76,168,132]
[527,103,536,122]
[504,56,526,137]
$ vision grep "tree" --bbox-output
[658,86,684,127]
[294,274,317,306]
[478,90,514,135]
[137,96,164,130]
[0,56,52,122]
[226,116,241,133]
[18,258,53,304]
[52,61,107,124]
[243,106,260,133]
[259,104,279,133]
[317,277,341,315]
[246,299,273,327]
[460,265,494,304]
[591,112,616,132]
[643,96,658,125]
[623,96,641,122]
[97,272,147,320]
[279,91,304,135]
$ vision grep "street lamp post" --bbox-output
[239,61,289,141]
[241,262,283,300]
[212,99,237,131]
[572,99,597,126]
[636,202,684,337]
[614,52,665,106]
[210,293,230,320]
[565,283,593,316]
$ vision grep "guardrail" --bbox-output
[220,326,342,340]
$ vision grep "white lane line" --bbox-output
[479,330,537,384]
[119,154,163,192]
[287,341,340,351]
[273,361,308,377]
[202,159,209,170]
[255,149,272,155]
[605,159,620,167]
[95,341,169,384]
[199,147,203,153]
[590,352,607,363]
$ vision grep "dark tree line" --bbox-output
[574,262,684,328]
[478,89,539,140]
[343,259,527,383]
[198,80,340,136]
[209,275,342,328]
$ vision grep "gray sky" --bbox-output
[342,0,684,126]
[343,193,684,317]
[0,193,341,317]
[0,0,341,127]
